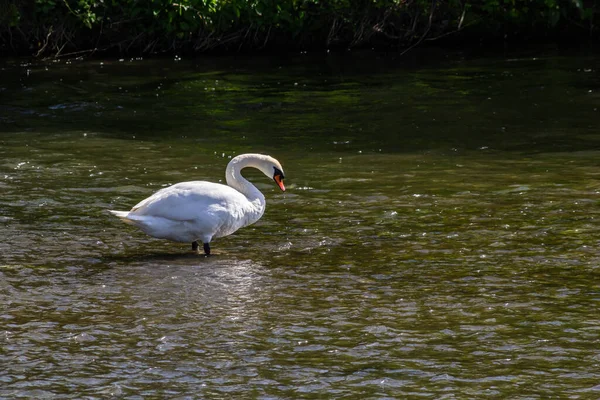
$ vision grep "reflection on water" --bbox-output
[1,257,272,397]
[2,51,600,397]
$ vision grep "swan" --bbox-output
[109,153,285,255]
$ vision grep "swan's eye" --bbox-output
[273,167,285,180]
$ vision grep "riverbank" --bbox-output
[1,0,597,58]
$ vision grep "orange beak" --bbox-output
[274,175,285,191]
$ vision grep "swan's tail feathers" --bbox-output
[108,210,136,225]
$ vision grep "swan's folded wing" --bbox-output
[129,181,246,221]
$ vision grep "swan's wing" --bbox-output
[129,181,247,221]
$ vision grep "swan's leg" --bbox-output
[192,241,199,251]
[203,243,210,255]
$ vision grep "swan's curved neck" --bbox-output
[225,157,265,204]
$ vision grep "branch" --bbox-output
[327,17,339,45]
[260,25,272,49]
[35,26,53,58]
[44,47,97,60]
[426,3,478,43]
[400,0,437,56]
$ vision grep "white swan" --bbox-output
[109,153,285,255]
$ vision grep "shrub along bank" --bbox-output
[0,0,597,58]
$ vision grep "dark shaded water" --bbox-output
[2,50,600,398]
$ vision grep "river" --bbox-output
[1,49,600,397]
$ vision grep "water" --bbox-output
[2,50,600,398]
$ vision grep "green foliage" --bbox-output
[0,0,598,56]
[0,1,21,27]
[470,0,595,31]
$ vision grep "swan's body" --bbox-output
[109,154,285,254]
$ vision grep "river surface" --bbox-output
[1,49,600,398]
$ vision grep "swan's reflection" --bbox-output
[99,255,271,348]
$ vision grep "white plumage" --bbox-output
[109,153,286,254]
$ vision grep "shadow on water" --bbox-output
[98,250,267,271]
[3,50,600,154]
[100,251,210,264]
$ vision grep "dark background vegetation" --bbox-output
[0,0,598,58]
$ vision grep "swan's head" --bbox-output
[261,156,286,192]
[230,153,286,192]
